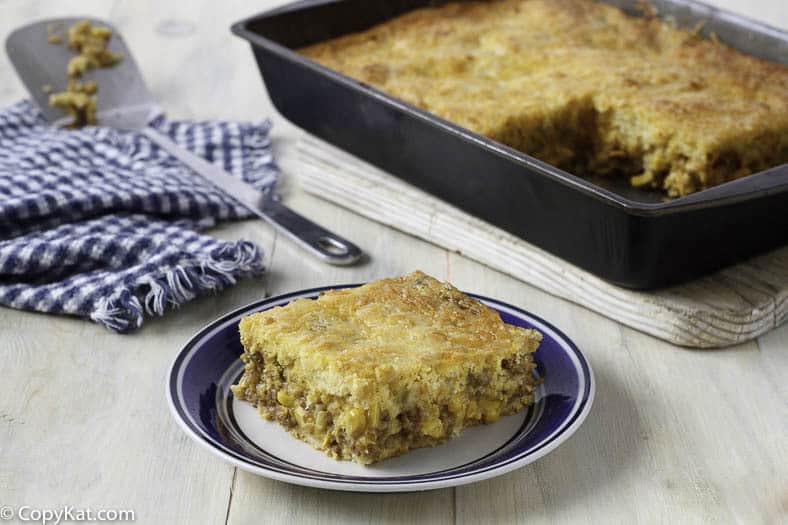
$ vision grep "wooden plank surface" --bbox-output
[0,1,785,524]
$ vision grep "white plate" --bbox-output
[167,285,594,492]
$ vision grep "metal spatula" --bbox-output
[5,17,363,265]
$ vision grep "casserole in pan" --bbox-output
[232,0,788,289]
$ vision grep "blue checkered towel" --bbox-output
[0,100,278,332]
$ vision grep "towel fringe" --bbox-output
[89,240,263,332]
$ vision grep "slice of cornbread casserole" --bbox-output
[300,0,788,197]
[231,271,541,464]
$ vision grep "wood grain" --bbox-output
[297,136,788,348]
[0,0,785,524]
[447,258,787,524]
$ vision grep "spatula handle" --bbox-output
[141,127,363,266]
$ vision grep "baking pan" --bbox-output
[231,0,788,289]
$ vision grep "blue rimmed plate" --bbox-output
[167,285,594,492]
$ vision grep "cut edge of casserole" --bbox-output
[231,271,542,465]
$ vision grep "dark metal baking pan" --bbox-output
[231,0,788,289]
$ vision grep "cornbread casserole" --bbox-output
[300,0,788,197]
[231,271,541,464]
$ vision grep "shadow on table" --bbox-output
[450,363,645,520]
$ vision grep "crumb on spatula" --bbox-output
[47,20,123,127]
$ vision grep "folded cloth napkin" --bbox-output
[0,100,278,332]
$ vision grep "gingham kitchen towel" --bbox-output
[0,100,278,332]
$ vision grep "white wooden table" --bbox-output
[0,1,785,523]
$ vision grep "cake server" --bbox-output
[5,17,363,265]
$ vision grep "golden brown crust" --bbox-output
[300,0,788,197]
[232,271,541,464]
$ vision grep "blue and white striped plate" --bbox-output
[167,285,594,492]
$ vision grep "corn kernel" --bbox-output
[421,418,444,438]
[345,408,367,436]
[67,55,89,77]
[368,404,380,428]
[315,410,328,430]
[294,407,307,427]
[479,398,501,423]
[276,390,295,407]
